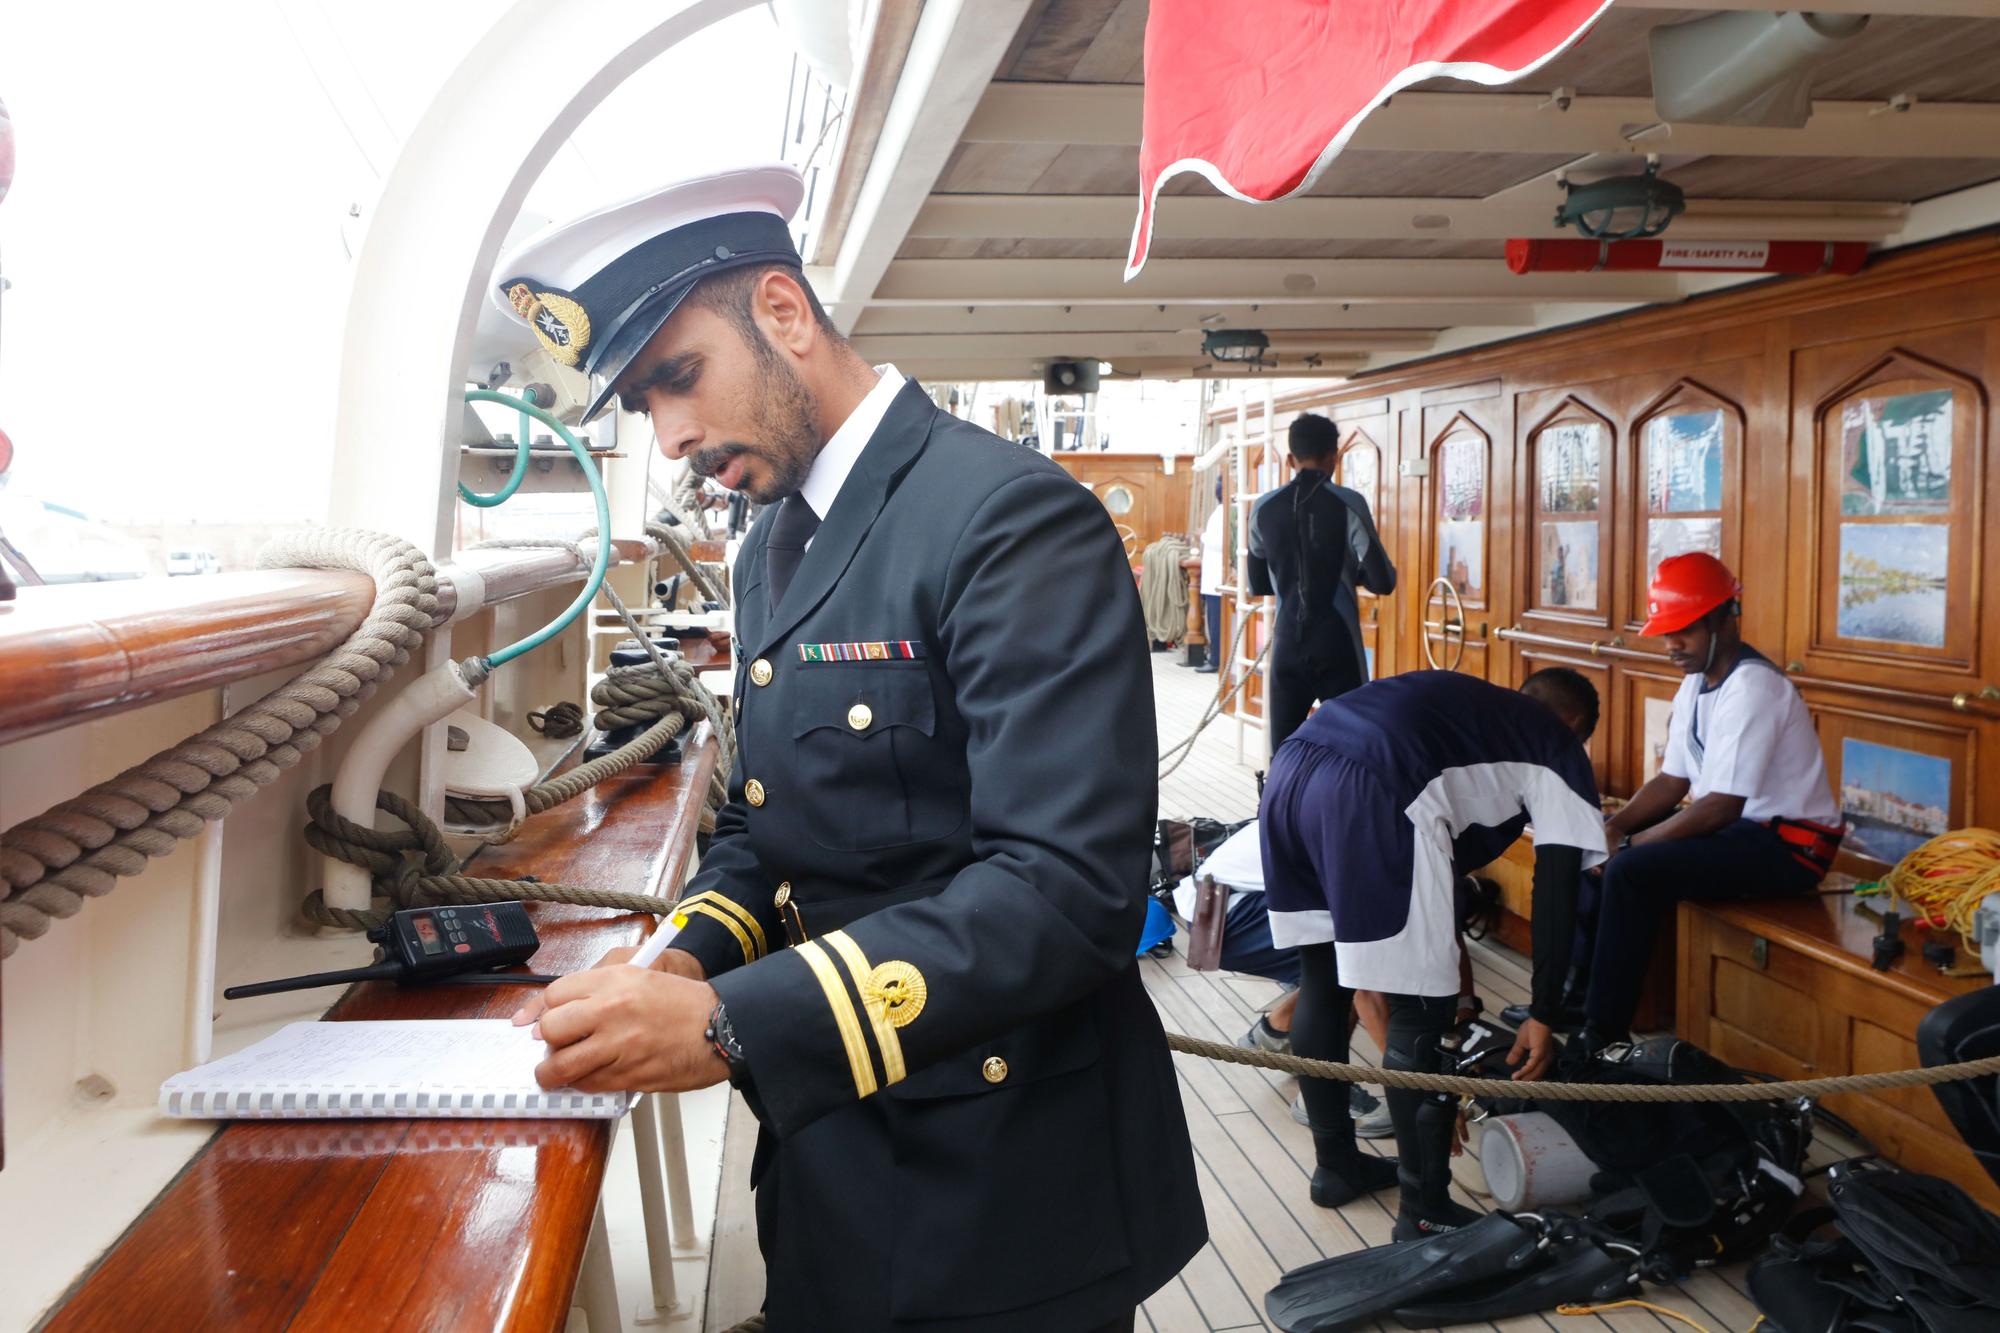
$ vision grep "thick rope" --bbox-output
[299,785,685,931]
[0,529,436,957]
[445,533,732,832]
[645,519,726,608]
[1164,1030,2000,1102]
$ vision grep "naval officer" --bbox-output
[503,165,1205,1332]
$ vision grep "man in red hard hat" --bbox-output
[1582,552,1839,1045]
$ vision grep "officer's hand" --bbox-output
[512,945,706,1026]
[531,967,729,1093]
[1507,1017,1556,1082]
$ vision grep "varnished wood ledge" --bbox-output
[0,539,651,747]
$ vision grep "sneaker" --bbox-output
[1290,1085,1380,1127]
[1238,1016,1292,1055]
[1354,1096,1395,1140]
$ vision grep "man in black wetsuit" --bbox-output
[1247,413,1396,753]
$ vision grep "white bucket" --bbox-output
[1478,1112,1598,1211]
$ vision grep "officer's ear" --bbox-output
[753,267,821,360]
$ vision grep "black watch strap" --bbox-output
[706,1000,749,1084]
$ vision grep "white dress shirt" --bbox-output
[797,363,903,546]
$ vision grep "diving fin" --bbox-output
[1390,1234,1638,1327]
[1265,1212,1536,1333]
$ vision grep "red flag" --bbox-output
[1128,0,1612,278]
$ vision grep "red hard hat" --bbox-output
[1640,552,1740,636]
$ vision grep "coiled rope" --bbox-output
[304,529,735,928]
[0,529,436,958]
[1871,827,2000,940]
[299,784,702,931]
[1162,1030,2000,1103]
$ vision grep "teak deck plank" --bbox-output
[43,726,718,1333]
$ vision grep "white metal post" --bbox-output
[629,1094,681,1317]
[1233,386,1250,763]
[579,1198,625,1333]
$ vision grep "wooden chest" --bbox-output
[1677,893,2000,1210]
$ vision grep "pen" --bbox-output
[625,911,684,970]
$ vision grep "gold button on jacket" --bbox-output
[749,658,773,686]
[774,882,791,907]
[981,1056,1008,1084]
[847,702,874,731]
[745,778,766,807]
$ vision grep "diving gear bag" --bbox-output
[1748,1160,2000,1333]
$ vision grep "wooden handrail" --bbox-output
[1496,624,2000,717]
[0,540,652,748]
[0,570,377,748]
[42,728,720,1333]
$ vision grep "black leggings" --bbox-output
[1267,656,1363,754]
[1293,943,1460,1213]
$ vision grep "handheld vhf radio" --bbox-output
[224,902,553,1000]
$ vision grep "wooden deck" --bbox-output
[702,656,1853,1333]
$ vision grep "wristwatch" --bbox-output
[706,1000,749,1085]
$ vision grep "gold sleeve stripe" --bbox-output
[822,931,906,1087]
[675,901,757,967]
[794,940,878,1099]
[679,891,767,957]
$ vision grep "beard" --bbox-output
[689,333,821,505]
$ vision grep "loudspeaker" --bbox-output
[1043,360,1099,395]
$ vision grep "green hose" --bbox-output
[461,388,613,670]
[459,393,538,508]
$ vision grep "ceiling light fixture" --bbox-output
[1554,160,1685,240]
[1201,328,1271,367]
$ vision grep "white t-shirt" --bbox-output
[1199,504,1227,597]
[1661,649,1839,826]
[1171,819,1262,917]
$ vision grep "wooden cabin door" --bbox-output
[1335,412,1392,681]
[1414,397,1507,678]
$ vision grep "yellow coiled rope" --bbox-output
[1875,827,2000,941]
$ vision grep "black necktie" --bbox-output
[766,494,822,610]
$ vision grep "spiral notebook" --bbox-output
[159,1020,634,1120]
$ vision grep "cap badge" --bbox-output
[505,281,592,368]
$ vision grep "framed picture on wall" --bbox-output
[1630,384,1740,633]
[1434,425,1488,605]
[1643,410,1726,580]
[1813,359,1978,668]
[1809,699,1970,873]
[1643,695,1674,784]
[1528,408,1610,623]
[1839,737,1951,863]
[1840,389,1951,516]
[1539,521,1600,610]
[1836,522,1948,648]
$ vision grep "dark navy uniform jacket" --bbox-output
[674,379,1205,1331]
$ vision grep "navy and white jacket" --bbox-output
[1260,671,1605,996]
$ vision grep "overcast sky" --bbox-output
[0,0,794,524]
